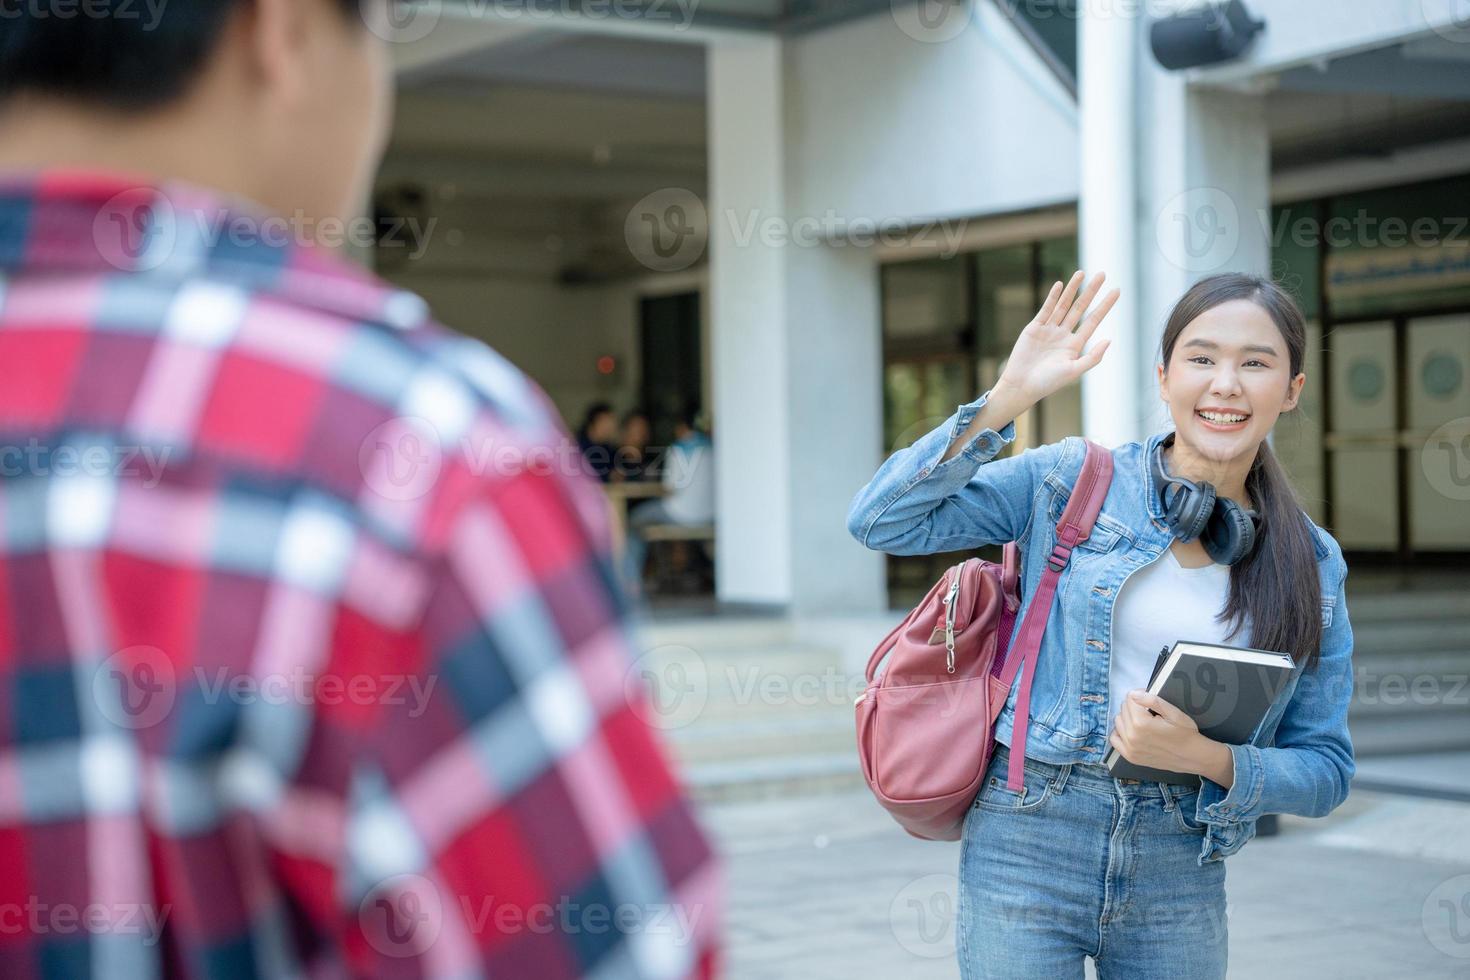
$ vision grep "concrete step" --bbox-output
[1344,588,1470,622]
[667,708,855,766]
[629,641,859,726]
[1348,651,1470,718]
[1352,619,1470,656]
[683,752,865,803]
[1349,710,1470,756]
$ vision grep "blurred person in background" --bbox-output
[576,401,618,484]
[0,1,720,977]
[623,407,715,600]
[611,409,655,484]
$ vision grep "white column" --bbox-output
[1137,45,1271,435]
[707,36,886,612]
[784,242,886,612]
[1077,0,1141,449]
[708,37,793,608]
[1080,7,1272,443]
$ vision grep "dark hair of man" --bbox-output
[0,0,366,114]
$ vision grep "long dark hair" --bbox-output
[1159,274,1324,671]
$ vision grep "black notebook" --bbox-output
[1104,639,1298,786]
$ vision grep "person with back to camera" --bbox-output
[846,270,1355,979]
[0,2,719,976]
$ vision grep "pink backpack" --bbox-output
[854,440,1114,841]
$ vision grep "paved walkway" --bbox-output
[697,783,1470,979]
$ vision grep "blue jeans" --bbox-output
[622,499,674,599]
[957,742,1228,979]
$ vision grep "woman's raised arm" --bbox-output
[846,270,1119,555]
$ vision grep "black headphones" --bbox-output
[1149,432,1261,566]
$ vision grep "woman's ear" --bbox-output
[1283,372,1306,412]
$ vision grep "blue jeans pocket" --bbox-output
[973,764,1054,812]
[1171,790,1208,833]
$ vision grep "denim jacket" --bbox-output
[846,387,1356,866]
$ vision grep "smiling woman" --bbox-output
[1154,275,1325,673]
[846,269,1354,980]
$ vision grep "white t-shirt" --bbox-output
[660,434,715,525]
[1108,546,1252,736]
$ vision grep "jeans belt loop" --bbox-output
[1160,782,1180,810]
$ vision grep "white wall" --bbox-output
[705,4,1085,611]
[783,0,1080,227]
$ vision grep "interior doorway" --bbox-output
[640,292,704,448]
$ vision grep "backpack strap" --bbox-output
[996,439,1115,792]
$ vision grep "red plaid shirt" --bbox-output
[0,171,721,979]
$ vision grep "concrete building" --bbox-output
[377,0,1470,614]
